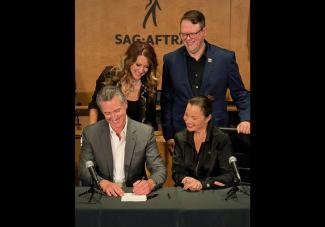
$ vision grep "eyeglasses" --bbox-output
[179,27,203,40]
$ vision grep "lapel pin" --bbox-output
[208,58,212,63]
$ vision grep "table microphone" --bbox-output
[86,160,100,187]
[229,156,241,183]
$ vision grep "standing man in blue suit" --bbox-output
[161,10,250,153]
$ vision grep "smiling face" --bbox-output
[130,55,150,81]
[180,20,206,56]
[183,103,211,133]
[99,95,127,134]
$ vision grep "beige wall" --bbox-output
[76,0,250,96]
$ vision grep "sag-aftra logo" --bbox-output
[115,0,182,45]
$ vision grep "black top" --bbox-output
[185,46,207,96]
[88,66,158,130]
[172,121,234,189]
[127,99,142,123]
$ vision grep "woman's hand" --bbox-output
[181,176,202,191]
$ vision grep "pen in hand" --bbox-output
[133,176,148,195]
[134,176,145,186]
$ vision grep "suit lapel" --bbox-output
[124,118,136,180]
[200,43,213,93]
[100,122,114,179]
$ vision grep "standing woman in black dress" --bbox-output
[88,41,158,130]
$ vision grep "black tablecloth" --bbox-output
[75,186,250,227]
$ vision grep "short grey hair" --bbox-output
[96,85,126,110]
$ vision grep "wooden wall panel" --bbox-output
[230,0,250,90]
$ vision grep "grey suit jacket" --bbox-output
[79,117,167,188]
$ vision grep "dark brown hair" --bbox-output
[180,10,206,28]
[188,95,213,117]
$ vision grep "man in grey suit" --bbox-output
[80,85,167,197]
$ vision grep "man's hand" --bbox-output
[166,139,175,155]
[237,121,250,134]
[181,176,202,191]
[100,179,125,197]
[132,179,156,195]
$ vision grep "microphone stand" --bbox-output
[78,179,106,203]
[225,178,250,201]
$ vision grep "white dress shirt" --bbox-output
[109,118,128,186]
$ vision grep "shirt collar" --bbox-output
[185,40,208,60]
[185,120,213,145]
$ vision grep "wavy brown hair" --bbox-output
[108,41,158,101]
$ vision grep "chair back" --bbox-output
[220,127,251,183]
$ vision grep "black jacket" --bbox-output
[172,122,234,189]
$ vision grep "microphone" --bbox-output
[229,156,241,183]
[86,160,100,188]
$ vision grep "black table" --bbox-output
[75,186,250,227]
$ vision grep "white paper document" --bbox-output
[121,193,147,202]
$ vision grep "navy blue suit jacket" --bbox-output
[161,41,250,140]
